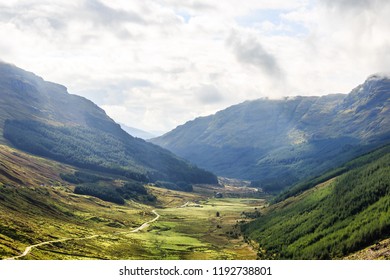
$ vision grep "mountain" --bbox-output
[119,123,157,140]
[242,144,390,259]
[151,75,390,190]
[0,62,217,186]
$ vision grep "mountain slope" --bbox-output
[0,144,72,188]
[0,144,155,259]
[151,75,390,189]
[0,62,217,185]
[119,123,157,140]
[242,145,390,259]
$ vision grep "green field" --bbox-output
[2,193,265,260]
[7,195,265,260]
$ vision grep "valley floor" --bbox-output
[1,184,264,260]
[0,144,266,260]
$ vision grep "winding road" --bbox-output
[130,210,160,233]
[6,210,160,260]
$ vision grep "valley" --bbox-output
[1,189,264,260]
[0,146,264,260]
[0,62,389,261]
[2,142,389,260]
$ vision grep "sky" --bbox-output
[1,0,389,135]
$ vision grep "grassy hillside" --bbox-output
[0,145,72,187]
[0,145,149,258]
[242,145,390,259]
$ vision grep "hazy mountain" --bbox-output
[119,123,157,140]
[151,74,390,190]
[0,62,217,185]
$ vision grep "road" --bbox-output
[5,210,160,260]
[130,210,160,233]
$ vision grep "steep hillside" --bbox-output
[0,144,72,188]
[0,62,217,186]
[151,75,390,189]
[242,145,390,259]
[0,144,154,259]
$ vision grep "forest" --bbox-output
[74,180,155,205]
[243,145,390,259]
[4,119,217,186]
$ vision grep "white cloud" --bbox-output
[0,0,389,133]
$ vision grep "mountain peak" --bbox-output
[345,73,390,108]
[0,61,69,101]
[366,73,390,82]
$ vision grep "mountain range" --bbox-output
[0,62,389,260]
[151,75,390,191]
[0,62,217,186]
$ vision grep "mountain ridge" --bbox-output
[151,75,390,190]
[0,62,217,185]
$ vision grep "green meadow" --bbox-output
[16,196,265,260]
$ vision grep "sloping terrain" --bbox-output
[0,62,217,186]
[0,144,71,187]
[0,145,262,260]
[242,145,390,259]
[0,145,149,259]
[345,238,390,260]
[152,75,390,190]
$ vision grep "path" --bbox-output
[179,201,189,208]
[6,210,160,260]
[130,210,160,233]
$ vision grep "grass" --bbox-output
[14,196,265,260]
[0,145,265,260]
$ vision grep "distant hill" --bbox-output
[0,62,217,186]
[119,123,157,140]
[242,144,390,259]
[151,75,390,190]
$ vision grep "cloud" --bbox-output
[0,2,68,36]
[1,0,389,133]
[322,0,376,10]
[195,84,224,104]
[163,0,215,13]
[84,0,146,26]
[227,30,283,78]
